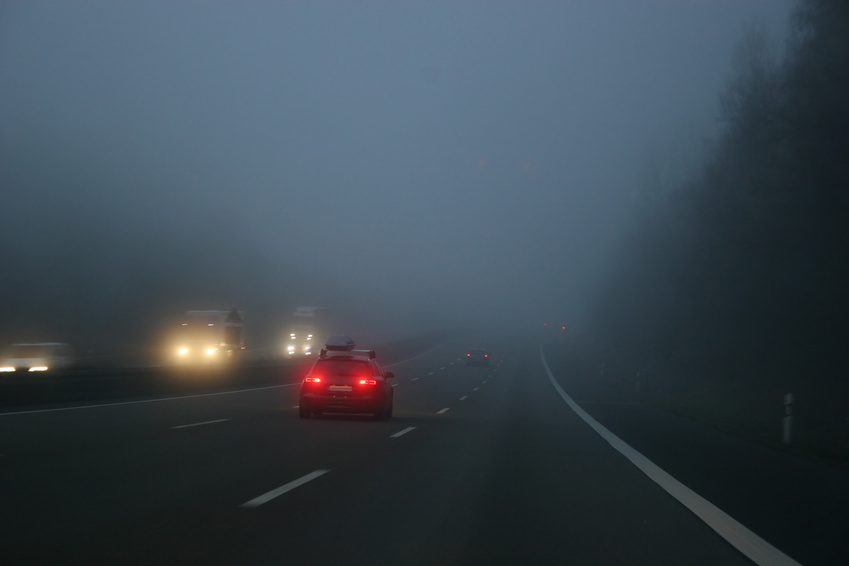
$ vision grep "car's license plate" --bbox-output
[328,385,352,392]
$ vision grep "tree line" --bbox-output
[584,0,849,387]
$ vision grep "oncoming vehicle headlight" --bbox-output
[287,345,295,353]
[178,348,189,355]
[206,348,217,355]
[29,366,48,372]
[0,367,15,372]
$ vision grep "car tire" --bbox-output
[373,399,388,421]
[299,404,311,419]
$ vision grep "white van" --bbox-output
[0,343,73,373]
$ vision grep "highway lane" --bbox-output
[0,339,482,562]
[0,335,820,564]
[542,343,848,566]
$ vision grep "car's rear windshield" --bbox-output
[313,359,370,376]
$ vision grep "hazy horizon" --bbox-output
[0,1,795,353]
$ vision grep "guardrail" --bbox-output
[0,360,310,410]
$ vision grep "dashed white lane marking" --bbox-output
[240,469,330,509]
[172,418,229,429]
[391,383,398,387]
[390,427,416,438]
[459,396,468,401]
[437,408,450,414]
[449,362,454,365]
[0,384,299,416]
[411,377,420,381]
[439,366,446,370]
[539,347,801,566]
[427,372,434,376]
[473,387,479,391]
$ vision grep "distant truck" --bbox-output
[173,308,244,364]
[0,342,73,373]
[285,306,324,356]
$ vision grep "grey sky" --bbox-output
[1,1,794,342]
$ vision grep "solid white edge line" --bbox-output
[240,469,329,509]
[437,407,450,414]
[0,383,299,416]
[172,418,229,429]
[539,346,801,566]
[390,426,416,438]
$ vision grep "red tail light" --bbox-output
[358,378,378,385]
[304,376,322,383]
[484,354,488,357]
[467,353,470,357]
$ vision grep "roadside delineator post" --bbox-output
[782,393,794,445]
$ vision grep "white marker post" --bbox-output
[782,393,794,445]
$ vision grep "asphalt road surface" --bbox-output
[1,336,844,565]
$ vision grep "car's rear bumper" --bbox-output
[300,392,383,414]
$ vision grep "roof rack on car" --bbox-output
[319,348,376,359]
[319,335,376,359]
[324,334,355,351]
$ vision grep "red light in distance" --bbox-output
[304,376,321,383]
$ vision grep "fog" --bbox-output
[0,1,793,356]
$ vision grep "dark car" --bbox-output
[299,344,394,420]
[466,348,490,366]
